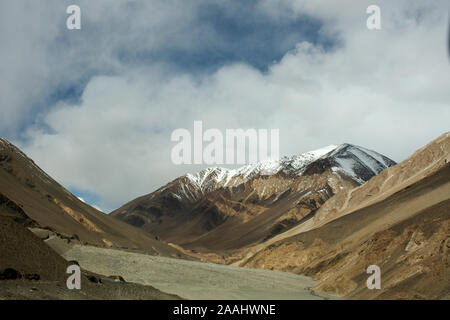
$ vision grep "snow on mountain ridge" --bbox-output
[171,143,395,202]
[329,144,396,184]
[184,144,340,190]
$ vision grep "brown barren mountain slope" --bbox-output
[113,144,395,252]
[0,138,185,258]
[238,132,450,264]
[0,167,182,300]
[244,158,450,299]
[304,132,450,233]
[114,171,349,252]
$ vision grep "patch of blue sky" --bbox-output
[69,186,103,211]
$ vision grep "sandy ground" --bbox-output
[59,244,336,300]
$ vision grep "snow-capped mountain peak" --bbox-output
[183,144,340,191]
[179,143,395,201]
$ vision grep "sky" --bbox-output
[0,0,449,212]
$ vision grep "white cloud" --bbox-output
[4,0,449,211]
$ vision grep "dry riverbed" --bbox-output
[57,243,336,300]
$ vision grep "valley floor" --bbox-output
[56,243,336,300]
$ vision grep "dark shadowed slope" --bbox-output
[0,198,181,300]
[0,204,68,281]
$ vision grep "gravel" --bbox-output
[61,244,336,300]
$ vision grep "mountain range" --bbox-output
[111,143,396,251]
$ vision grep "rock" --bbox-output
[88,275,102,284]
[68,260,80,266]
[25,274,40,281]
[109,275,126,283]
[0,268,22,280]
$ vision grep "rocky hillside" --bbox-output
[242,133,450,299]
